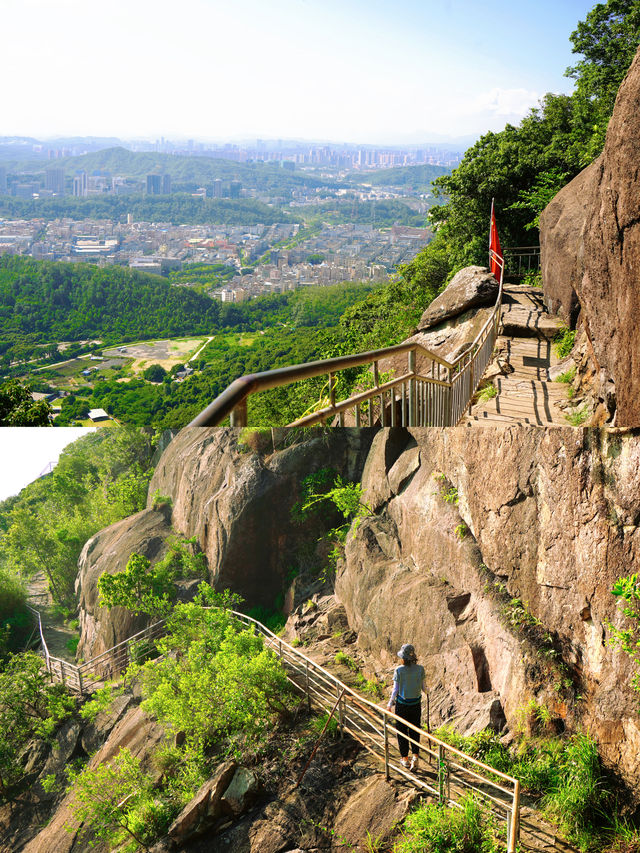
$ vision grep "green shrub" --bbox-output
[557,366,577,384]
[477,383,498,402]
[608,574,640,694]
[335,651,359,672]
[68,748,156,851]
[434,722,614,850]
[133,586,294,757]
[246,605,286,635]
[554,328,577,358]
[543,732,609,848]
[151,489,173,510]
[0,651,75,798]
[566,405,590,426]
[396,795,498,853]
[66,635,80,655]
[0,570,29,654]
[308,711,340,739]
[80,684,122,723]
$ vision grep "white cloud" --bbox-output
[474,87,541,117]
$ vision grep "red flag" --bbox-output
[489,200,503,282]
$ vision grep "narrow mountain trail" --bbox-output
[464,284,569,427]
[26,573,77,663]
[290,631,580,852]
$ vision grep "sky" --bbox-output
[2,0,596,144]
[0,428,95,502]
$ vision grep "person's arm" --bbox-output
[387,671,399,709]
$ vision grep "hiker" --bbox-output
[386,643,425,771]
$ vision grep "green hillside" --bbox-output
[15,147,338,192]
[345,163,449,190]
[0,256,221,363]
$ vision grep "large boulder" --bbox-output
[168,761,237,843]
[416,266,499,332]
[22,706,166,853]
[540,45,640,425]
[147,429,375,609]
[540,160,599,326]
[76,505,172,662]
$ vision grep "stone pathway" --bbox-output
[464,284,569,427]
[26,573,77,663]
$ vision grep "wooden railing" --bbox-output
[29,604,520,851]
[27,604,167,695]
[189,253,504,428]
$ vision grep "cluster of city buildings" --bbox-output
[0,216,430,300]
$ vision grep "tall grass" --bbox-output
[432,724,622,851]
[396,795,498,853]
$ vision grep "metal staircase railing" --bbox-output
[28,603,520,852]
[188,252,505,428]
[236,611,521,853]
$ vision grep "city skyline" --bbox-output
[3,0,596,142]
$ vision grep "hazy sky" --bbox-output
[0,428,94,502]
[3,0,595,143]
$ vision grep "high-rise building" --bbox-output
[45,167,65,194]
[212,179,223,198]
[146,174,162,194]
[146,173,171,194]
[72,171,87,197]
[229,180,241,198]
[0,167,6,194]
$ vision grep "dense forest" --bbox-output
[0,256,222,365]
[345,163,449,191]
[0,428,156,651]
[0,194,295,226]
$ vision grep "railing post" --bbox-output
[230,399,248,427]
[383,712,390,781]
[408,349,417,426]
[507,780,520,853]
[78,668,84,696]
[305,660,311,712]
[437,744,446,805]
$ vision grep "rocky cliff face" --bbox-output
[76,429,376,659]
[335,427,640,790]
[540,45,640,426]
[73,425,640,801]
[147,428,375,608]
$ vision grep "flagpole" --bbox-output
[489,197,494,253]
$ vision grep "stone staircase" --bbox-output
[464,284,569,426]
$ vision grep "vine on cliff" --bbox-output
[608,574,640,696]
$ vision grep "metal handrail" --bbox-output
[28,602,519,850]
[189,254,505,428]
[232,610,520,853]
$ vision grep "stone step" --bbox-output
[500,306,564,341]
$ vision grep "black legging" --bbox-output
[395,701,421,757]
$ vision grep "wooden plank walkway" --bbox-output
[464,285,569,427]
